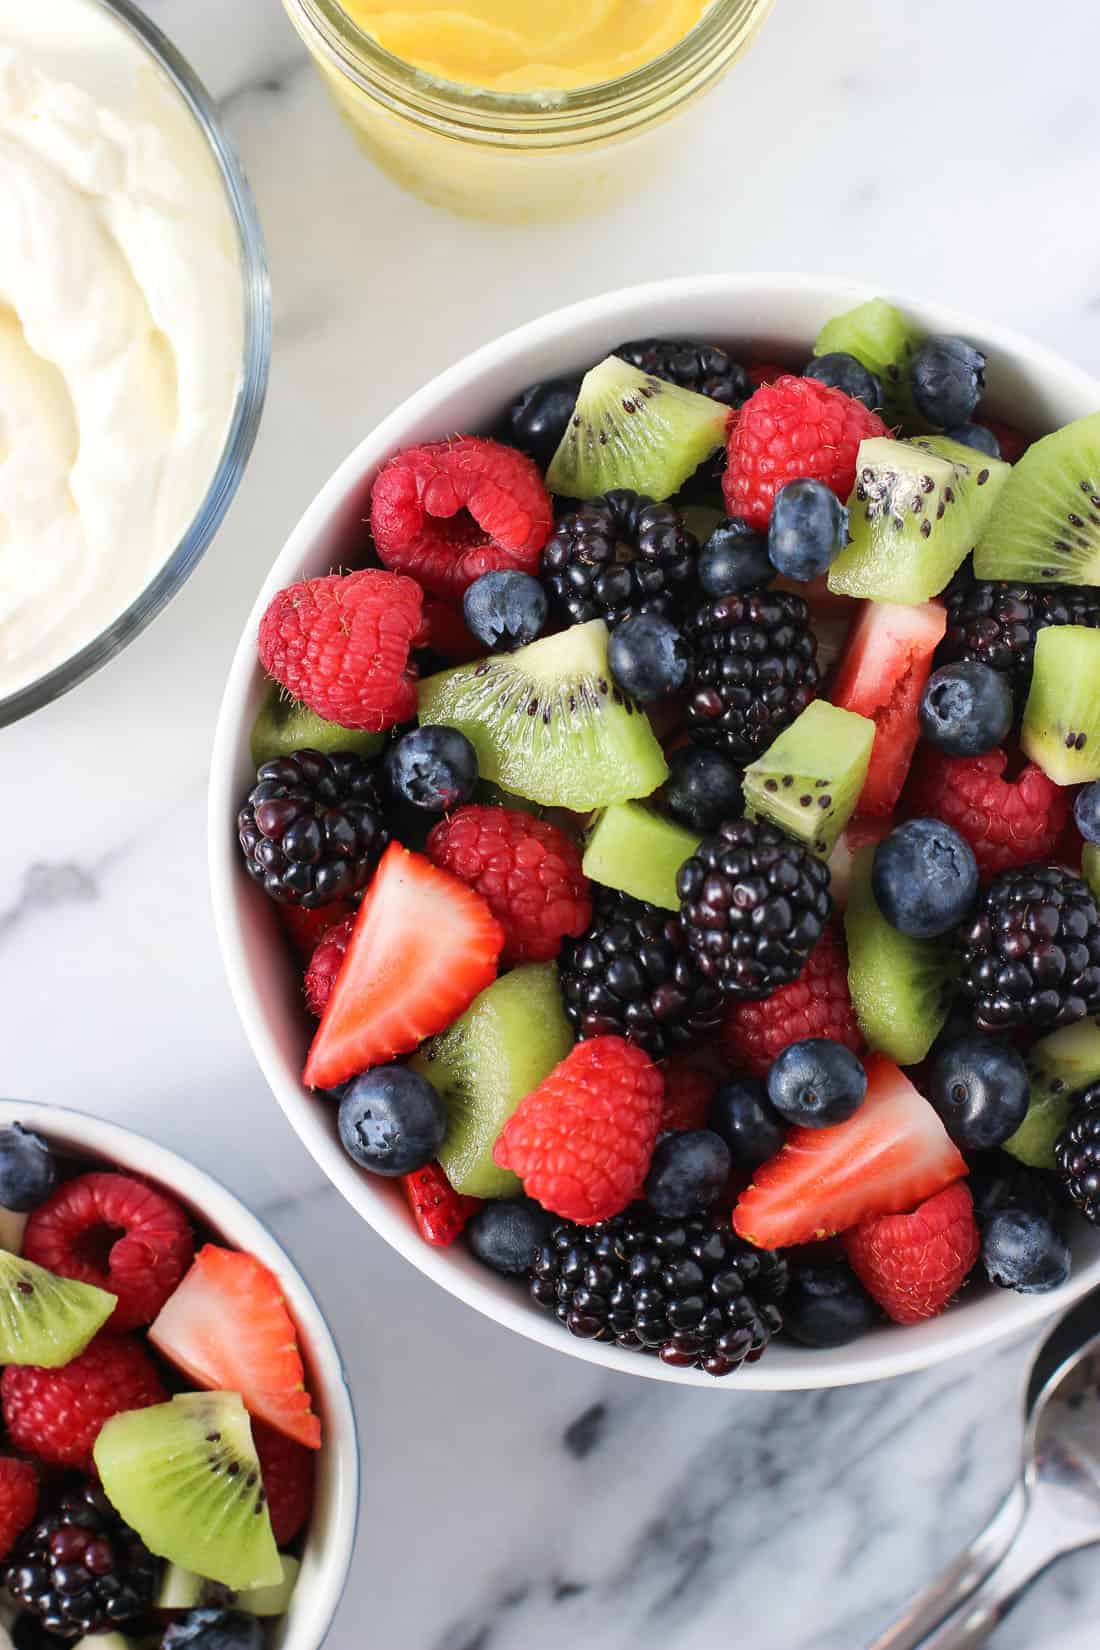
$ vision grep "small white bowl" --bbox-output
[209,274,1100,1390]
[0,1100,358,1648]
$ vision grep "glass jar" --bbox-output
[282,0,775,221]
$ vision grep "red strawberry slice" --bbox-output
[732,1055,967,1249]
[844,1181,980,1324]
[832,599,947,817]
[401,1162,480,1246]
[303,843,504,1090]
[149,1245,321,1450]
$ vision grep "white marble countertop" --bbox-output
[5,0,1100,1645]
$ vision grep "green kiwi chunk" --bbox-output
[828,437,1006,603]
[410,964,574,1198]
[1005,1017,1100,1168]
[156,1563,205,1610]
[250,683,386,768]
[813,297,925,427]
[235,1553,300,1617]
[94,1391,282,1592]
[582,802,701,910]
[418,619,668,811]
[743,700,875,857]
[546,356,729,503]
[1021,626,1100,784]
[844,847,952,1064]
[0,1250,115,1367]
[73,1636,138,1650]
[1083,843,1100,906]
[973,412,1100,583]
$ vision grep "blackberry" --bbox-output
[1055,1084,1100,1224]
[958,865,1100,1032]
[685,590,820,762]
[237,748,387,907]
[530,1205,787,1376]
[678,817,832,999]
[940,577,1100,701]
[613,338,752,408]
[558,888,723,1058]
[541,490,698,629]
[5,1482,159,1640]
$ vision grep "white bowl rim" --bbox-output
[209,271,1100,1391]
[0,1099,359,1648]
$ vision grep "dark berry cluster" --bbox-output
[237,749,388,907]
[5,1483,159,1640]
[541,490,698,628]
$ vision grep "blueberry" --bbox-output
[466,1197,553,1275]
[871,818,979,939]
[945,423,1001,459]
[767,479,849,582]
[910,335,986,428]
[698,518,773,596]
[708,1076,785,1168]
[607,614,688,703]
[644,1129,731,1218]
[501,375,581,468]
[385,725,478,812]
[928,1037,1030,1151]
[803,351,883,413]
[162,1610,264,1650]
[918,661,1014,756]
[663,746,743,831]
[981,1209,1071,1294]
[337,1066,447,1176]
[463,571,547,652]
[766,1039,867,1129]
[0,1123,56,1212]
[1074,779,1100,844]
[782,1260,877,1347]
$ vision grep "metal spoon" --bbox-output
[870,1289,1100,1650]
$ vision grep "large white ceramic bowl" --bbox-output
[209,274,1100,1390]
[0,1100,358,1648]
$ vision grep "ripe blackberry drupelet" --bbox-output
[686,589,820,762]
[530,1206,788,1376]
[940,578,1100,702]
[541,490,698,629]
[5,1483,159,1640]
[237,748,388,907]
[558,888,723,1059]
[678,817,832,999]
[958,865,1100,1032]
[613,338,752,407]
[1055,1084,1100,1224]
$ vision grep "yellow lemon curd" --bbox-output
[337,0,713,92]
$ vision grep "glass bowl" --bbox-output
[0,0,271,729]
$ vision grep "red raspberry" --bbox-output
[2,1334,166,1469]
[415,598,487,664]
[370,436,553,603]
[721,925,863,1078]
[252,1419,314,1546]
[723,375,888,531]
[24,1173,194,1331]
[280,897,353,962]
[493,1036,664,1224]
[0,1459,37,1560]
[659,1056,718,1133]
[904,747,1069,878]
[843,1182,979,1324]
[258,569,423,732]
[304,913,355,1017]
[426,805,591,966]
[400,1162,480,1246]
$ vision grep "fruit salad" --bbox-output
[0,1123,321,1646]
[235,298,1100,1378]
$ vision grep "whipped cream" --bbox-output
[0,0,244,701]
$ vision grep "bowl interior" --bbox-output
[0,1101,357,1648]
[210,274,1100,1390]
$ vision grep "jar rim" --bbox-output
[285,0,772,142]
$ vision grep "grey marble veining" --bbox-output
[4,0,1100,1645]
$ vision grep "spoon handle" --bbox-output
[867,1484,1027,1650]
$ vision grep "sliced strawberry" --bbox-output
[401,1162,480,1246]
[732,1055,967,1249]
[302,843,504,1090]
[149,1245,321,1450]
[980,416,1030,464]
[832,600,947,817]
